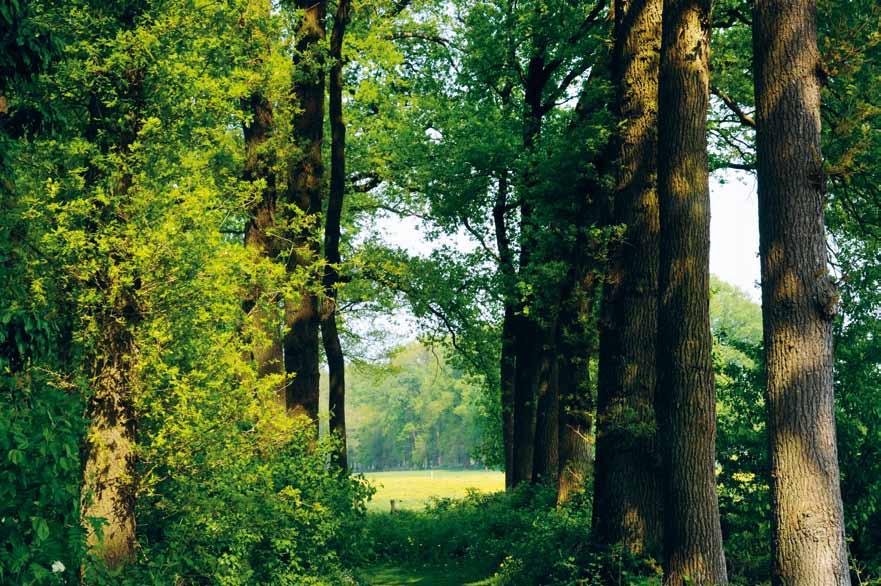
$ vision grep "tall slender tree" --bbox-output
[323,0,352,469]
[656,0,727,582]
[285,0,326,420]
[753,0,851,582]
[593,0,664,555]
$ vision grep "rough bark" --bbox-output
[533,346,560,486]
[494,170,517,490]
[510,58,548,488]
[322,0,351,470]
[656,0,727,582]
[593,0,664,556]
[242,88,285,395]
[285,0,326,421]
[557,281,596,504]
[753,0,851,583]
[81,325,137,569]
[82,69,144,570]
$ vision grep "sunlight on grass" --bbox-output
[362,469,505,512]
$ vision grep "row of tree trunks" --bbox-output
[593,0,665,557]
[322,0,352,470]
[656,0,727,583]
[753,0,851,582]
[284,0,326,420]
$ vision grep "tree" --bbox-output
[241,0,285,392]
[753,0,851,582]
[285,0,326,420]
[323,0,353,469]
[593,0,664,555]
[656,0,727,582]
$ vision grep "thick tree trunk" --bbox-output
[532,346,560,486]
[322,0,351,470]
[511,314,541,486]
[82,73,143,569]
[82,327,137,569]
[285,0,326,421]
[593,0,664,556]
[753,1,851,583]
[557,282,595,504]
[242,90,285,396]
[656,0,727,583]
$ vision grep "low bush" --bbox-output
[360,485,661,585]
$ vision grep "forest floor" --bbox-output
[358,561,496,585]
[362,469,504,511]
[357,470,504,584]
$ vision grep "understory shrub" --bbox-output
[360,485,661,586]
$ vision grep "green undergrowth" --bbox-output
[356,485,661,586]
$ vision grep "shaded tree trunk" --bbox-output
[656,0,727,582]
[593,0,664,556]
[81,67,144,571]
[557,278,596,504]
[82,324,137,569]
[533,344,560,486]
[500,302,517,489]
[285,0,326,421]
[753,0,851,583]
[322,0,352,470]
[510,63,546,488]
[242,88,285,396]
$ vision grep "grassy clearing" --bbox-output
[362,469,505,512]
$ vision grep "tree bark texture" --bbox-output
[494,170,517,490]
[82,325,137,569]
[557,276,596,504]
[656,0,727,582]
[242,89,285,394]
[322,0,351,470]
[593,0,664,556]
[753,0,851,583]
[533,347,560,486]
[285,0,326,421]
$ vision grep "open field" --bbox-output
[362,469,505,512]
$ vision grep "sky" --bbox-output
[376,169,763,300]
[357,169,762,348]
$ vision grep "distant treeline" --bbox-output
[343,344,488,471]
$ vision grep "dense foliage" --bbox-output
[346,343,488,471]
[1,0,879,583]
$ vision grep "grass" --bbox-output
[362,469,505,512]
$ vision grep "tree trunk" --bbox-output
[532,345,560,487]
[82,69,144,570]
[593,0,664,556]
[285,0,326,421]
[656,0,727,582]
[242,88,285,397]
[753,1,851,583]
[322,0,351,470]
[82,326,137,569]
[500,302,517,489]
[557,281,595,504]
[494,170,517,490]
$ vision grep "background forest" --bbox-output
[1,0,880,585]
